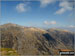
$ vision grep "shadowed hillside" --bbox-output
[0,23,74,55]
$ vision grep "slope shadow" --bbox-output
[43,33,56,42]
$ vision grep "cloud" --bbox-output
[68,25,75,28]
[16,3,30,13]
[56,8,66,14]
[40,0,55,7]
[44,21,56,25]
[55,1,73,14]
[40,0,73,14]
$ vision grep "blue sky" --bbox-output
[1,0,75,28]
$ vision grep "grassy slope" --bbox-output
[0,48,19,56]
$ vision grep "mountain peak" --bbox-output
[1,23,17,26]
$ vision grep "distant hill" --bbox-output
[0,23,74,55]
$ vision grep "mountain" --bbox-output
[47,28,74,49]
[0,23,74,55]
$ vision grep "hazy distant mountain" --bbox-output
[56,27,75,32]
[0,23,74,55]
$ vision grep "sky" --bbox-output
[1,0,75,29]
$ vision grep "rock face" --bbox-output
[0,23,74,55]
